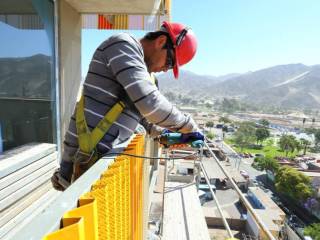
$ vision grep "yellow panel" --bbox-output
[43,218,85,240]
[62,197,99,240]
[43,135,145,240]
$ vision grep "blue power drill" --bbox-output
[158,132,204,148]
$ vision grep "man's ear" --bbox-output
[155,35,167,49]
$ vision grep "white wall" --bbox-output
[246,211,259,237]
[58,0,81,150]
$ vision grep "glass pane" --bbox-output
[0,0,56,152]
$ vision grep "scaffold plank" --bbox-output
[0,152,57,190]
[0,180,56,228]
[0,184,59,239]
[162,182,210,240]
[0,161,57,200]
[0,170,54,211]
[0,143,56,178]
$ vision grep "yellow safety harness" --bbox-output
[76,95,125,154]
[72,95,125,181]
[72,74,156,182]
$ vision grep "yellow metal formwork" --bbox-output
[43,135,145,240]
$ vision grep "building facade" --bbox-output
[0,0,170,155]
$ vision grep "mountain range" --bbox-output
[0,54,52,98]
[157,63,320,109]
[1,55,319,110]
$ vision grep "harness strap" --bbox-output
[76,95,125,154]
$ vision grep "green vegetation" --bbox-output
[217,98,258,113]
[275,166,313,201]
[255,128,270,145]
[218,116,232,124]
[304,223,320,240]
[253,155,279,173]
[206,132,215,140]
[224,119,316,206]
[205,121,214,129]
[226,131,302,159]
[300,138,311,155]
[316,130,320,146]
[222,125,228,133]
[223,119,317,210]
[305,128,320,150]
[232,121,256,151]
[225,138,297,159]
[258,119,270,127]
[278,135,300,157]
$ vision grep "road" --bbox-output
[213,128,264,180]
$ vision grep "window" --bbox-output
[0,0,56,152]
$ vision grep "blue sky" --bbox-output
[82,0,320,76]
[0,1,318,76]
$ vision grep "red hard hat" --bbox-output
[162,21,197,79]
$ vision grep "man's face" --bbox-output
[145,35,175,74]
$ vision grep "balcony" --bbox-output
[0,134,281,240]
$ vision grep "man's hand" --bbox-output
[180,132,204,143]
[51,169,70,191]
[161,129,173,134]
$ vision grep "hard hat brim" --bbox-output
[173,48,179,79]
[163,21,180,79]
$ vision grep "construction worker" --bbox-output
[51,21,203,191]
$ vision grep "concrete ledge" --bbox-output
[10,139,131,240]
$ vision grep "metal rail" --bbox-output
[199,158,234,238]
[204,140,276,240]
[160,150,168,236]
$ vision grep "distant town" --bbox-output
[174,102,320,239]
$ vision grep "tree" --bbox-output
[258,119,270,127]
[255,128,270,145]
[300,138,311,155]
[206,132,214,140]
[220,98,235,113]
[275,166,313,201]
[265,138,274,147]
[205,102,213,109]
[305,127,317,135]
[233,122,256,150]
[222,125,228,139]
[278,135,298,156]
[205,121,214,130]
[222,125,228,133]
[304,223,320,240]
[219,116,231,124]
[255,155,279,173]
[315,129,320,146]
[303,117,307,127]
[295,141,303,155]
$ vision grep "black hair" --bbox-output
[144,31,174,49]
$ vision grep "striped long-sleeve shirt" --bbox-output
[62,33,198,160]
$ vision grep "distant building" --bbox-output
[308,161,320,171]
[167,159,196,183]
[246,187,285,239]
[179,106,197,114]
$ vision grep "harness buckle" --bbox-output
[71,148,98,183]
[73,148,95,165]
